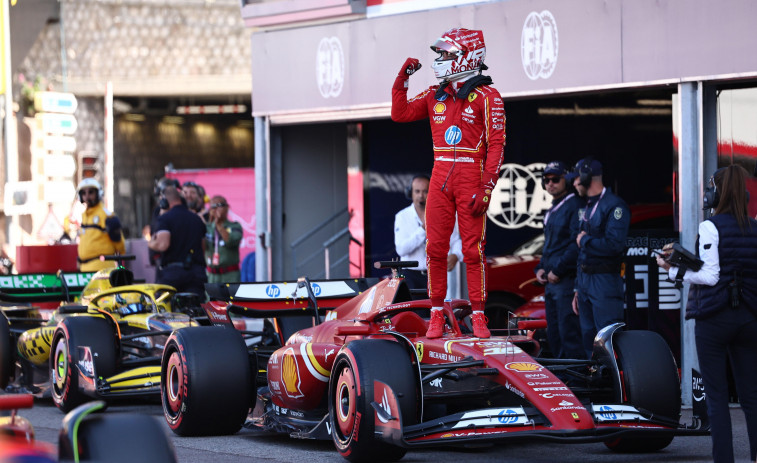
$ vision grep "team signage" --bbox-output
[34,91,78,114]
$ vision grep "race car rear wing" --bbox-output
[0,272,95,303]
[205,278,379,314]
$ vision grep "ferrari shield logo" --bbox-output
[415,342,424,361]
[468,93,477,103]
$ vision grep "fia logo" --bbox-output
[521,10,559,80]
[487,163,552,229]
[265,284,281,298]
[316,37,345,98]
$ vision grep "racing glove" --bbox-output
[469,172,499,217]
[393,58,422,90]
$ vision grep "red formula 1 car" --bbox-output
[159,262,707,462]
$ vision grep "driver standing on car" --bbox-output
[76,178,126,272]
[567,158,630,359]
[392,28,505,338]
[534,161,584,359]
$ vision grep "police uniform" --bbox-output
[535,190,584,359]
[78,202,126,272]
[575,187,630,358]
[154,204,207,296]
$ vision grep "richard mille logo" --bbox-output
[316,37,345,98]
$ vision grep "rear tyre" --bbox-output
[68,413,177,462]
[161,326,252,436]
[50,317,117,413]
[0,312,12,389]
[329,339,418,462]
[604,330,680,452]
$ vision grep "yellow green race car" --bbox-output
[1,267,205,413]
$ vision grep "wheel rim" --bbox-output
[335,366,356,438]
[53,338,68,391]
[165,350,184,415]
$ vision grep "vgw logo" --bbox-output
[488,163,552,229]
[265,284,281,298]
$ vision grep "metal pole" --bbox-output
[2,0,17,249]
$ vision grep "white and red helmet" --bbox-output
[430,28,487,83]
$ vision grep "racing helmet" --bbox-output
[430,28,487,83]
[77,177,103,204]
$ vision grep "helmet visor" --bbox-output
[430,37,461,55]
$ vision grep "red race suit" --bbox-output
[392,78,505,310]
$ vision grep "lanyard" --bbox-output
[581,187,606,228]
[544,193,574,227]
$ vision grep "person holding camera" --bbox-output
[205,195,243,284]
[656,164,757,463]
[147,184,207,296]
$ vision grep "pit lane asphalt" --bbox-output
[18,397,755,462]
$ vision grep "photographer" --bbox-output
[656,165,757,463]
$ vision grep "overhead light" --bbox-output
[123,113,145,122]
[162,116,184,124]
[538,107,672,116]
[636,99,672,106]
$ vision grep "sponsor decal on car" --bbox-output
[77,347,94,378]
[505,362,543,372]
[591,404,649,422]
[415,342,424,361]
[505,381,525,398]
[452,407,529,428]
[281,348,304,398]
[525,373,548,379]
[533,386,569,391]
[429,351,461,362]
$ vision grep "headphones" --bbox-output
[575,157,596,189]
[702,166,750,210]
[405,174,430,200]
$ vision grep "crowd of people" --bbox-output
[75,176,246,297]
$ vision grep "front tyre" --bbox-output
[329,339,418,462]
[50,317,117,413]
[161,326,252,436]
[604,330,680,452]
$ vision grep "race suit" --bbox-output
[392,77,505,310]
[78,202,126,272]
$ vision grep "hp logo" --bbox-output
[311,283,322,296]
[265,284,281,298]
[444,126,462,145]
[498,409,518,424]
[598,405,616,420]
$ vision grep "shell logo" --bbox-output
[505,362,544,372]
[433,102,446,114]
[281,348,304,398]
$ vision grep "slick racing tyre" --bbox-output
[50,317,117,413]
[604,330,680,452]
[161,326,252,436]
[329,339,419,462]
[66,413,177,462]
[0,312,13,389]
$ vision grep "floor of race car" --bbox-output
[17,397,755,462]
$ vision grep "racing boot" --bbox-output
[471,311,490,338]
[426,309,445,338]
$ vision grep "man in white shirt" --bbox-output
[394,174,463,294]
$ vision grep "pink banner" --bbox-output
[167,168,256,261]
